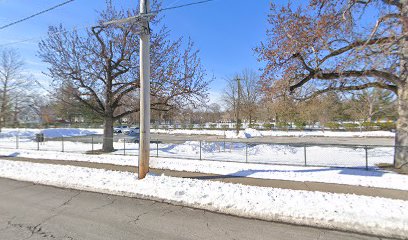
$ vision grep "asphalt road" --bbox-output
[0,178,388,240]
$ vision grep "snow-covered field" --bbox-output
[0,127,395,139]
[0,148,406,191]
[0,159,406,239]
[0,127,103,139]
[152,128,396,138]
[0,138,395,168]
[0,128,395,168]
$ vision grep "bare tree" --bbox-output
[241,69,261,127]
[38,3,208,152]
[345,89,397,122]
[257,0,408,171]
[206,103,222,123]
[222,70,261,133]
[0,48,33,131]
[222,75,240,133]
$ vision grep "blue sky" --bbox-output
[0,0,271,102]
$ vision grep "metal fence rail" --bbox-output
[0,135,398,170]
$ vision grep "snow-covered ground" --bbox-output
[0,127,396,172]
[152,128,395,138]
[0,127,395,139]
[0,159,406,239]
[0,138,395,168]
[0,127,102,139]
[0,129,396,168]
[0,148,406,191]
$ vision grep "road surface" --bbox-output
[0,178,388,240]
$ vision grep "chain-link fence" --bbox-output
[0,134,398,170]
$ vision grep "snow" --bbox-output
[40,128,102,138]
[0,127,395,140]
[0,148,407,191]
[0,127,403,191]
[0,138,395,168]
[152,128,395,138]
[0,159,406,239]
[0,128,102,139]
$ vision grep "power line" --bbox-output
[0,24,93,47]
[151,0,216,14]
[0,0,217,47]
[0,0,75,31]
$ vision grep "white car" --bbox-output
[113,125,129,134]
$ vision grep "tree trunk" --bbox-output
[102,115,114,152]
[395,0,408,171]
[0,86,7,132]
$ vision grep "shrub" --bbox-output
[250,123,260,129]
[343,123,359,130]
[326,122,341,130]
[377,122,396,131]
[362,122,376,130]
[276,122,289,130]
[263,123,274,130]
[221,124,229,130]
[209,124,217,129]
[294,121,306,130]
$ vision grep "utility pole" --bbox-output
[235,77,241,135]
[139,0,150,179]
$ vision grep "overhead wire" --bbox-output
[0,0,217,47]
[0,23,96,47]
[149,0,215,14]
[0,0,75,31]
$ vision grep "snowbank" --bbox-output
[0,127,395,139]
[0,128,39,139]
[0,148,406,191]
[0,160,406,239]
[0,128,102,139]
[40,128,101,138]
[152,128,395,138]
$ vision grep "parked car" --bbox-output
[113,125,129,133]
[127,127,140,136]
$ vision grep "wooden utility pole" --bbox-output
[139,0,151,179]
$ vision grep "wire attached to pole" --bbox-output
[0,0,75,31]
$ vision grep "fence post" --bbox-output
[245,143,248,163]
[61,136,64,152]
[16,136,18,149]
[91,136,94,154]
[123,138,126,156]
[156,140,159,157]
[365,146,368,170]
[199,140,202,160]
[304,145,307,166]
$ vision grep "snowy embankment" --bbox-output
[0,160,406,239]
[0,138,395,168]
[0,148,407,191]
[0,128,102,139]
[152,128,395,138]
[0,127,395,139]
